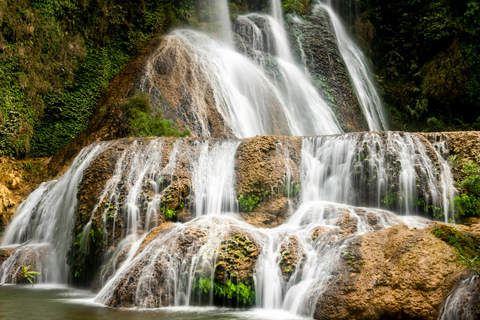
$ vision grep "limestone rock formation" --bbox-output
[314,223,469,320]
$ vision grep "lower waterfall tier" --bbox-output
[0,132,479,320]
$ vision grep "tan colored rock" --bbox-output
[235,135,301,228]
[314,224,467,320]
[0,172,22,190]
[0,183,17,227]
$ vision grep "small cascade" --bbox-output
[189,140,240,217]
[0,142,114,283]
[208,0,234,47]
[300,132,456,220]
[440,275,480,320]
[317,2,389,131]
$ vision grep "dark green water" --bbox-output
[0,285,307,320]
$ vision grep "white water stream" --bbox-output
[0,1,462,319]
[318,1,389,131]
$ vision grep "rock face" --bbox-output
[0,157,47,228]
[285,8,368,132]
[235,135,302,227]
[314,224,467,320]
[102,216,262,308]
[132,36,236,139]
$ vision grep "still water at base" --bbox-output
[0,285,309,320]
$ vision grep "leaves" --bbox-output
[21,265,43,286]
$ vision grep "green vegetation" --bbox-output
[455,159,480,219]
[238,194,260,212]
[0,0,197,158]
[161,206,177,220]
[433,224,480,273]
[123,93,189,138]
[381,190,397,208]
[193,277,255,305]
[0,265,42,286]
[282,0,311,15]
[347,0,480,131]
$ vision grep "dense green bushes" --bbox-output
[0,0,198,157]
[455,159,480,219]
[348,0,480,132]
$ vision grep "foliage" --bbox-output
[161,206,177,220]
[193,277,255,305]
[350,0,480,131]
[0,265,42,286]
[238,194,260,212]
[0,0,197,158]
[282,0,311,15]
[381,190,396,207]
[455,160,480,219]
[432,225,480,274]
[123,93,190,138]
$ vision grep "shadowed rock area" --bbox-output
[285,8,368,132]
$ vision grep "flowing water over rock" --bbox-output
[0,1,473,319]
[138,0,345,138]
[318,2,389,131]
[0,132,461,318]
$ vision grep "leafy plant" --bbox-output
[193,277,255,305]
[454,159,480,219]
[381,190,396,207]
[123,93,190,138]
[161,206,177,220]
[432,225,480,274]
[238,194,260,212]
[0,265,42,286]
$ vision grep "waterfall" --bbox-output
[0,142,114,283]
[0,0,466,318]
[317,2,389,131]
[440,275,479,320]
[209,0,234,47]
[299,132,456,220]
[190,140,240,217]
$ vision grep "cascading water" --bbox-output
[0,142,115,283]
[138,0,343,139]
[317,1,389,131]
[0,1,469,319]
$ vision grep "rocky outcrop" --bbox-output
[0,157,47,228]
[235,135,301,227]
[285,9,368,132]
[314,223,469,320]
[103,216,262,308]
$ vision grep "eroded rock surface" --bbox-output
[314,224,468,320]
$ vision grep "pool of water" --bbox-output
[0,285,308,320]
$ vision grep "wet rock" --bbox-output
[235,136,301,228]
[279,235,305,281]
[314,224,467,320]
[0,184,16,228]
[103,217,263,308]
[285,9,368,132]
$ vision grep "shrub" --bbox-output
[123,93,190,138]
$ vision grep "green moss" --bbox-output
[238,194,260,212]
[123,93,190,138]
[432,225,480,273]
